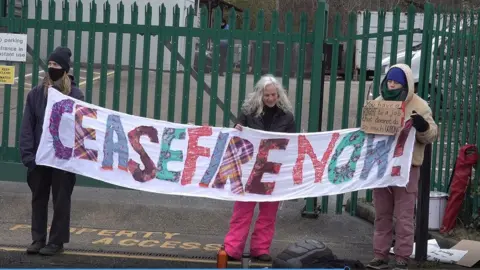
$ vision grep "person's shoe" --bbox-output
[227,255,239,261]
[254,254,272,262]
[393,260,408,270]
[367,257,389,269]
[39,243,64,256]
[26,241,45,254]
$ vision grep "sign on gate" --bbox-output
[0,33,27,62]
[0,65,14,84]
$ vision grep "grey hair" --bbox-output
[240,74,293,117]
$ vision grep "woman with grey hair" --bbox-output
[223,74,296,262]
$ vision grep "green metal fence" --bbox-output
[0,0,479,221]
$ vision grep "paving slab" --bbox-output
[0,181,374,268]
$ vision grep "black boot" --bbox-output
[254,254,272,261]
[26,241,46,254]
[39,243,64,256]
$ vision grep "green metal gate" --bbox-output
[0,0,479,221]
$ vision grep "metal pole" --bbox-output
[415,143,432,261]
[241,253,251,268]
[0,0,6,18]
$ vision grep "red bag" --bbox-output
[440,144,478,234]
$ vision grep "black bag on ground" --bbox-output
[272,239,365,269]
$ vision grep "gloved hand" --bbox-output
[411,110,429,132]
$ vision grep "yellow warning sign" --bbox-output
[0,65,15,84]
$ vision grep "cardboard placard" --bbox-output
[361,100,405,135]
[451,240,480,267]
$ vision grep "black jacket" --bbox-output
[236,107,296,133]
[19,76,85,170]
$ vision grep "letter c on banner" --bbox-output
[49,99,74,160]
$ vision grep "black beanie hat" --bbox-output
[48,46,72,73]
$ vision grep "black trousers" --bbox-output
[27,165,76,244]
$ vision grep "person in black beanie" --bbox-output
[19,46,84,256]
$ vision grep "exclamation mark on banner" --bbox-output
[391,120,413,176]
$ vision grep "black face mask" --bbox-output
[48,68,65,82]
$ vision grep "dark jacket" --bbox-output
[236,107,296,133]
[19,75,85,170]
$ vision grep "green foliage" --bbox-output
[228,0,276,30]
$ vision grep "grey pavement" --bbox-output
[0,181,374,268]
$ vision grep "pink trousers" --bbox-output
[224,201,280,259]
[373,166,420,262]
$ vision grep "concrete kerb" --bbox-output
[345,198,459,249]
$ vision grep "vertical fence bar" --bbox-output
[304,1,326,217]
[389,7,400,65]
[444,14,462,185]
[1,0,14,158]
[474,12,480,217]
[99,1,110,108]
[294,12,307,132]
[31,0,42,87]
[281,12,292,91]
[461,8,472,219]
[46,0,55,59]
[6,0,12,27]
[461,12,474,145]
[468,11,480,145]
[327,14,340,210]
[85,0,97,103]
[404,5,416,67]
[222,8,236,127]
[356,11,372,203]
[326,14,340,134]
[442,12,456,190]
[237,9,250,117]
[14,0,28,161]
[252,10,264,86]
[194,6,207,125]
[126,3,138,115]
[268,10,278,76]
[417,5,433,98]
[428,7,442,190]
[181,6,195,124]
[167,5,180,122]
[452,14,467,156]
[154,4,166,120]
[371,10,385,98]
[73,0,83,85]
[112,2,124,112]
[139,4,152,117]
[433,10,448,192]
[207,7,220,125]
[61,0,69,47]
[336,12,356,215]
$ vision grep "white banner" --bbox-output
[35,88,416,202]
